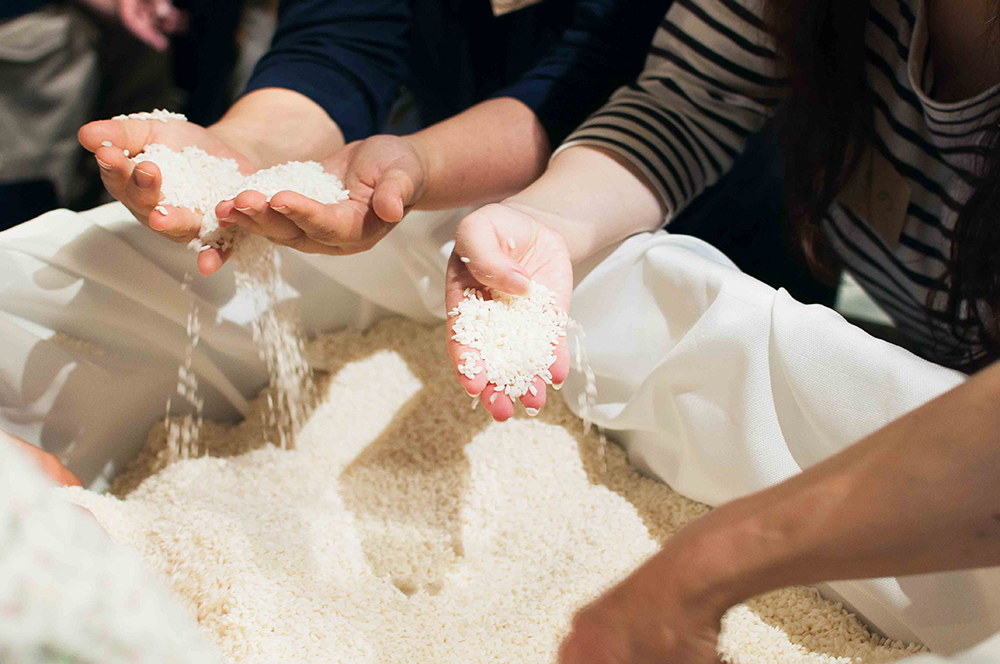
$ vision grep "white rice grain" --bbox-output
[63,320,924,664]
[113,109,188,123]
[449,281,567,400]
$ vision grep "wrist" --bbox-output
[502,198,597,265]
[652,522,757,620]
[207,120,270,170]
[211,89,346,168]
[404,131,438,207]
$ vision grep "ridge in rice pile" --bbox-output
[66,319,925,664]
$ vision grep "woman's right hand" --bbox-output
[78,118,257,271]
[2,430,82,487]
[446,202,574,421]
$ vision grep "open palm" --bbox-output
[79,118,256,273]
[446,202,573,421]
[211,135,425,269]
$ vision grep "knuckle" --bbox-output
[305,226,339,245]
[278,233,308,250]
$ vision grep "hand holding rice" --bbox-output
[447,202,574,420]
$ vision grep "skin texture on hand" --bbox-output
[446,203,573,421]
[214,97,551,267]
[78,117,257,274]
[2,431,82,487]
[78,89,345,275]
[213,134,427,259]
[444,144,665,421]
[558,553,724,664]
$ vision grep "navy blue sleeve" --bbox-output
[243,0,410,143]
[1,0,52,20]
[493,0,674,148]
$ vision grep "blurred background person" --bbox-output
[0,0,263,229]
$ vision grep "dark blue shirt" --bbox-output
[245,0,671,146]
[2,0,52,20]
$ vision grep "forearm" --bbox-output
[407,98,551,210]
[504,145,666,264]
[669,361,1000,615]
[209,88,345,169]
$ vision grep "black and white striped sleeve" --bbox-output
[557,0,787,219]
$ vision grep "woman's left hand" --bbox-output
[559,545,726,664]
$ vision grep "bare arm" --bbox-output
[210,88,345,168]
[560,361,1000,663]
[213,97,555,258]
[685,359,1000,601]
[407,97,551,209]
[503,144,667,264]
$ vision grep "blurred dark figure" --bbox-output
[172,0,246,126]
[0,0,184,230]
[0,0,250,230]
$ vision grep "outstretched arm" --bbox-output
[217,0,673,254]
[79,0,410,273]
[448,0,783,419]
[560,359,1000,663]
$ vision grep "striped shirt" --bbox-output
[561,0,1000,368]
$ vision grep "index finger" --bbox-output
[79,119,156,156]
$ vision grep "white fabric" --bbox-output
[1,203,998,659]
[0,203,462,485]
[561,232,1000,654]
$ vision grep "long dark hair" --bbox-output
[768,0,1000,370]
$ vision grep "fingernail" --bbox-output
[271,205,288,212]
[134,168,154,188]
[552,382,563,391]
[218,218,234,227]
[525,407,539,417]
[96,159,112,170]
[235,206,252,213]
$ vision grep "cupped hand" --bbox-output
[446,202,573,421]
[213,134,427,265]
[2,430,82,487]
[558,545,726,664]
[78,117,256,272]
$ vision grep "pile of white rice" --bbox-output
[112,109,188,123]
[1,436,218,664]
[132,143,350,253]
[450,282,567,399]
[133,144,244,217]
[65,320,924,664]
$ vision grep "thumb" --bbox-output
[371,168,418,223]
[455,217,532,296]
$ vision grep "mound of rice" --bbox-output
[450,282,567,399]
[64,320,924,664]
[130,143,350,253]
